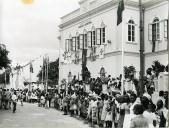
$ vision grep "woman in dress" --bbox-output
[101,94,109,127]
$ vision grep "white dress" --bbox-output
[101,100,108,121]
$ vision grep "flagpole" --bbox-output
[46,56,49,93]
[42,57,44,86]
[121,16,124,95]
[29,60,32,92]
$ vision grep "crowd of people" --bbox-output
[0,74,168,128]
[53,75,168,128]
[0,88,23,113]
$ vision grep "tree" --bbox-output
[0,71,10,84]
[37,58,59,87]
[0,44,11,69]
[124,65,136,79]
[151,60,165,78]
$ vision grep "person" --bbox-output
[101,94,108,127]
[28,91,31,103]
[48,91,53,108]
[155,99,166,127]
[12,91,18,113]
[20,91,24,106]
[40,94,45,107]
[157,90,165,104]
[5,89,11,109]
[0,88,2,109]
[129,93,137,114]
[45,93,49,109]
[130,104,149,128]
[121,95,131,128]
[105,96,113,128]
[143,103,157,128]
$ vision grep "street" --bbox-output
[0,102,90,128]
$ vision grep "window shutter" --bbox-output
[79,34,84,49]
[84,34,88,49]
[158,21,162,41]
[65,39,69,52]
[69,39,73,51]
[148,24,152,41]
[164,20,168,39]
[102,27,106,44]
[92,31,96,46]
[87,31,92,48]
[76,36,80,50]
[96,28,101,45]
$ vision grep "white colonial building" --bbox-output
[59,0,168,84]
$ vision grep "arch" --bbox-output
[69,34,72,39]
[83,29,87,34]
[91,26,95,31]
[153,17,159,23]
[152,17,160,41]
[76,32,79,36]
[101,21,106,28]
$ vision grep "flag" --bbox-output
[117,0,125,26]
[30,62,33,73]
[99,45,105,59]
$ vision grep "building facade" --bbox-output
[59,0,168,83]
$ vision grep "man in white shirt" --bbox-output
[12,91,17,113]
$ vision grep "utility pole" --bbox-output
[139,0,145,96]
[4,70,6,88]
[167,0,169,117]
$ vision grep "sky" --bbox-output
[1,0,79,67]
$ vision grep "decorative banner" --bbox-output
[67,52,72,64]
[74,51,80,64]
[90,47,96,61]
[98,45,105,59]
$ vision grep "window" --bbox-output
[76,35,80,50]
[72,37,76,51]
[87,31,92,47]
[96,28,101,45]
[101,21,106,44]
[92,26,96,46]
[128,20,135,42]
[79,34,84,49]
[152,18,160,41]
[164,19,168,39]
[101,27,106,44]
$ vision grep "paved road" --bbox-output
[0,102,91,128]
